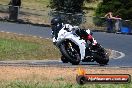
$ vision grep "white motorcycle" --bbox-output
[52,25,109,65]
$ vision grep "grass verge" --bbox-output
[0,80,131,88]
[0,32,60,60]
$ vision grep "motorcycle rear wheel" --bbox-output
[92,44,109,65]
[95,49,109,65]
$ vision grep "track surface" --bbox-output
[0,21,132,67]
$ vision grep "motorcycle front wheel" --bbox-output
[60,43,81,65]
[61,56,69,63]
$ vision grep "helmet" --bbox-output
[51,17,63,31]
[51,17,62,26]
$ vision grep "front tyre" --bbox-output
[60,43,81,65]
[61,56,69,63]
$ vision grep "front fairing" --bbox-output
[56,28,86,60]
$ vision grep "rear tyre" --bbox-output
[92,44,109,65]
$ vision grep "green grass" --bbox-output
[0,38,38,60]
[0,32,60,60]
[0,80,131,88]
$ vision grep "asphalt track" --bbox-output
[0,21,132,67]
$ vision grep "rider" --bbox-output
[51,17,97,46]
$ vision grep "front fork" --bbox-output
[68,42,74,52]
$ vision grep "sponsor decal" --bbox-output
[76,68,131,85]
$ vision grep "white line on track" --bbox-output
[111,50,125,59]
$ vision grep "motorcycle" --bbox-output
[52,25,109,65]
